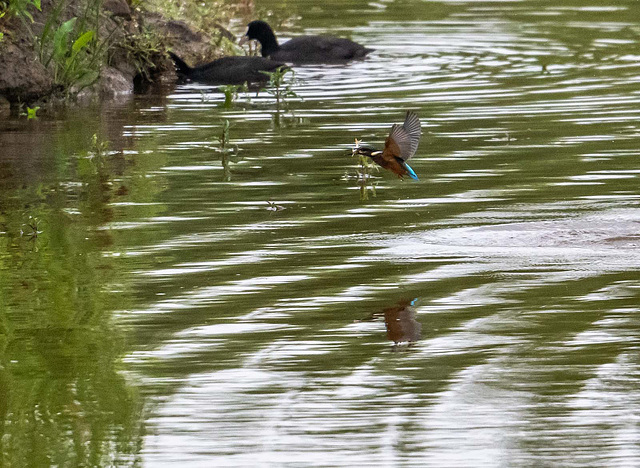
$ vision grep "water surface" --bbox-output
[2,0,640,466]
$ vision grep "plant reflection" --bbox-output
[0,104,155,466]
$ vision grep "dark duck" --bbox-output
[353,111,422,180]
[239,20,372,64]
[168,52,286,85]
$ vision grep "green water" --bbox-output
[2,0,640,465]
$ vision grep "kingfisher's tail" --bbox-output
[404,162,419,180]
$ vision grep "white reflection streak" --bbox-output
[142,249,296,277]
[418,361,530,467]
[567,353,640,465]
[123,275,311,316]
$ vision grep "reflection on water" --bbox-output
[364,298,422,345]
[0,102,150,466]
[383,299,421,345]
[3,0,640,466]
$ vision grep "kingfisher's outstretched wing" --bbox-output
[383,111,421,162]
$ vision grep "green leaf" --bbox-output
[72,30,94,54]
[75,70,99,89]
[53,17,77,62]
[26,106,40,119]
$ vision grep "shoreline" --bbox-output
[0,0,241,116]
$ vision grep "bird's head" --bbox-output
[352,138,379,158]
[240,20,275,45]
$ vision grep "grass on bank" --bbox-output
[0,0,41,22]
[0,0,239,98]
[2,0,114,93]
[0,0,299,103]
[139,0,246,56]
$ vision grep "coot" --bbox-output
[169,52,286,85]
[239,20,372,64]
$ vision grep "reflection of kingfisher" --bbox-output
[352,111,421,180]
[383,298,421,344]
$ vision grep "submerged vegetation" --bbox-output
[215,119,239,181]
[261,67,299,126]
[352,139,378,201]
[20,215,42,240]
[218,82,250,108]
[261,67,298,110]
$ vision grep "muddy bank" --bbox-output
[0,0,236,112]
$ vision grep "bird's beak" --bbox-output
[239,34,250,46]
[352,138,361,154]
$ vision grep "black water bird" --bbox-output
[168,52,286,85]
[353,111,421,180]
[239,20,372,64]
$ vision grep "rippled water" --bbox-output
[2,0,640,466]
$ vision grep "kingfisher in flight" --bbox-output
[352,111,421,180]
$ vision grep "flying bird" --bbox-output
[352,111,421,180]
